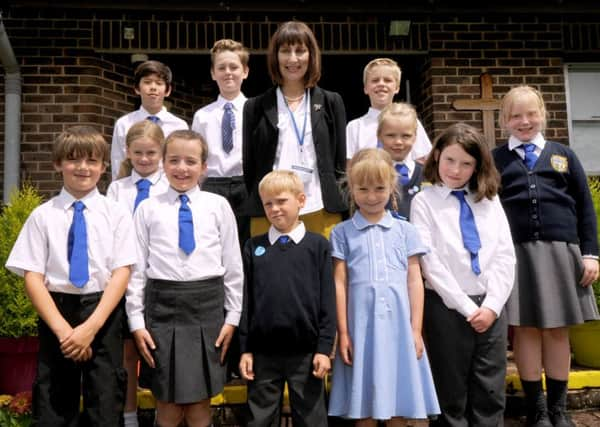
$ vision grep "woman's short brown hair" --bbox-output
[423,123,500,202]
[266,21,321,88]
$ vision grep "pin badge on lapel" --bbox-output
[313,104,322,111]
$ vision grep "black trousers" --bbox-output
[202,176,250,248]
[33,292,126,427]
[247,352,328,427]
[424,290,507,427]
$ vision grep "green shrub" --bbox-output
[0,184,43,337]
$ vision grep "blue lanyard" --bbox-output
[284,90,308,148]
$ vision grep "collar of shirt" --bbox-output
[268,221,306,245]
[166,184,201,204]
[275,87,311,114]
[217,93,247,112]
[351,209,394,230]
[433,184,474,201]
[131,169,164,186]
[508,133,546,153]
[58,187,101,211]
[139,105,167,121]
[366,107,381,121]
[394,158,415,176]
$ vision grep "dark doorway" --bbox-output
[160,52,428,121]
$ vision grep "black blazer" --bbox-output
[242,85,348,217]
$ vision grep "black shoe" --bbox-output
[527,410,553,427]
[549,408,575,427]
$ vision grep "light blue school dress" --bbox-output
[328,211,440,420]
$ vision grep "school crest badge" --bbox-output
[550,155,568,173]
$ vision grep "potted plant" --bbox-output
[569,177,600,368]
[0,184,43,394]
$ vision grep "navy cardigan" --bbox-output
[493,140,598,256]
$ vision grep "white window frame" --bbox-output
[564,63,600,175]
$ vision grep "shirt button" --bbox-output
[532,199,537,204]
[530,184,536,189]
[533,232,539,238]
[532,214,538,219]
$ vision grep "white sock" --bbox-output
[123,411,139,427]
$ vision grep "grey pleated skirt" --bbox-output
[507,241,599,328]
[145,277,226,404]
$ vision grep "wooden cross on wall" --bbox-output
[452,72,501,150]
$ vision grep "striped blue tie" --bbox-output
[451,190,481,275]
[68,201,89,287]
[178,194,195,255]
[222,102,235,154]
[147,115,160,124]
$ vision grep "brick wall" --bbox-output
[2,8,599,200]
[0,9,205,200]
[423,15,572,146]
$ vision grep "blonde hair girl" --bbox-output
[328,148,440,426]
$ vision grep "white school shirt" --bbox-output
[127,185,243,331]
[273,88,323,215]
[191,94,247,178]
[268,221,306,245]
[346,107,432,160]
[410,184,516,319]
[106,169,169,214]
[508,132,546,158]
[111,106,189,180]
[5,188,137,294]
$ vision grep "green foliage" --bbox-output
[589,177,600,310]
[0,184,43,337]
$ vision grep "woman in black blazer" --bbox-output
[243,21,347,238]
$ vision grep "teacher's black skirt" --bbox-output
[145,277,226,404]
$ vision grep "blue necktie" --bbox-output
[278,235,290,244]
[68,201,89,287]
[178,194,195,255]
[395,163,410,186]
[147,115,160,124]
[134,178,151,211]
[451,190,481,275]
[222,102,235,154]
[522,143,538,170]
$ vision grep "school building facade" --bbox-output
[1,1,599,200]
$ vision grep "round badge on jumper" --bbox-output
[254,246,266,256]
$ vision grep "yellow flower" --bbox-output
[0,395,11,407]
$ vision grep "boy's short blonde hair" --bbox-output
[363,58,401,86]
[52,125,109,165]
[164,130,209,164]
[259,170,305,198]
[210,39,250,68]
[377,102,418,136]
